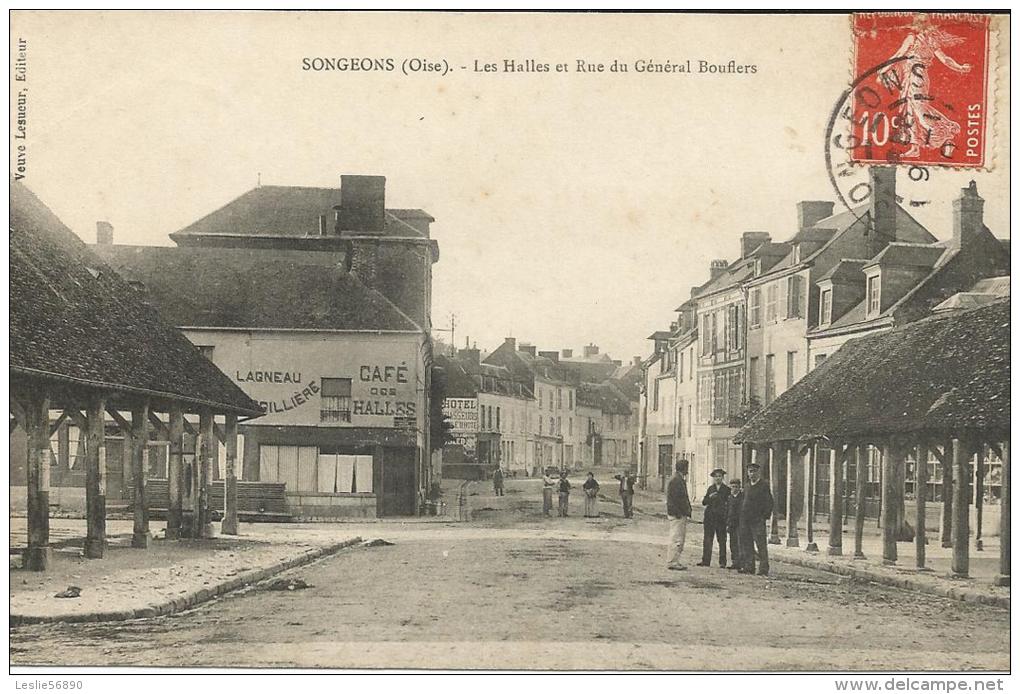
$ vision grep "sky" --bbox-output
[10,12,1010,362]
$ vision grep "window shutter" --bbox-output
[779,278,789,319]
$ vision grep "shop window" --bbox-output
[320,378,352,423]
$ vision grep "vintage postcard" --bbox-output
[7,9,1011,680]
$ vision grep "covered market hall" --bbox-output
[735,299,1009,586]
[10,180,264,571]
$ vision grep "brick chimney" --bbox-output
[504,336,517,352]
[518,343,537,357]
[538,350,560,363]
[741,232,771,258]
[583,344,599,358]
[709,259,728,280]
[952,180,984,249]
[337,175,386,234]
[632,356,641,366]
[796,201,835,229]
[866,166,897,257]
[96,221,113,246]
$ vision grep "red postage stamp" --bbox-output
[850,12,991,168]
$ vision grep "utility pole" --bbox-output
[432,313,457,355]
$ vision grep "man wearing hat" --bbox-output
[665,459,693,570]
[739,460,775,576]
[697,468,731,567]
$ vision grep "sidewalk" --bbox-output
[626,485,1009,609]
[10,518,362,625]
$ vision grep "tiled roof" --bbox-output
[864,243,945,269]
[577,382,632,415]
[93,245,420,332]
[170,185,429,240]
[10,182,262,416]
[817,259,868,283]
[736,300,1009,443]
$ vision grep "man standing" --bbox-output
[739,461,774,576]
[557,471,571,517]
[666,459,693,570]
[614,469,637,518]
[697,468,730,567]
[725,479,744,570]
[492,467,504,497]
[542,469,556,517]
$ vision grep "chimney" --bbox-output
[519,343,536,357]
[866,166,897,256]
[538,350,560,363]
[504,336,517,352]
[561,349,573,359]
[458,347,481,365]
[741,231,771,258]
[796,201,835,230]
[583,344,599,358]
[633,356,641,366]
[96,221,113,246]
[952,180,984,249]
[709,259,728,280]
[337,175,386,234]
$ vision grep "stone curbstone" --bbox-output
[9,536,363,627]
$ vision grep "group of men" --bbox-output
[665,459,774,575]
[540,468,639,518]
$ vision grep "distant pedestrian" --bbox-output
[582,472,600,518]
[666,459,692,570]
[739,462,774,576]
[493,467,505,496]
[726,478,744,570]
[697,468,731,568]
[614,469,637,518]
[542,469,556,516]
[557,471,571,517]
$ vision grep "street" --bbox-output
[9,478,1010,670]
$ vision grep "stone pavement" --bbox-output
[9,518,362,625]
[622,485,1009,608]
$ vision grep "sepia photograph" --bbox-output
[7,8,1012,680]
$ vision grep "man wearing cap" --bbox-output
[739,461,775,576]
[697,468,731,567]
[665,459,693,570]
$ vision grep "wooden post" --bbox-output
[915,443,930,571]
[975,445,985,551]
[881,441,903,565]
[222,413,239,535]
[166,405,184,539]
[198,410,216,538]
[995,440,1009,586]
[769,442,782,544]
[941,440,953,548]
[84,396,107,559]
[854,444,867,559]
[805,443,818,552]
[828,443,845,556]
[24,396,52,571]
[786,444,802,547]
[951,437,970,577]
[131,402,151,548]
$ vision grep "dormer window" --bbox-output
[819,288,832,325]
[867,275,881,315]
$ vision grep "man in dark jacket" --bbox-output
[697,468,731,567]
[614,469,637,518]
[725,479,744,570]
[739,462,774,576]
[666,459,693,570]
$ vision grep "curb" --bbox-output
[10,536,363,627]
[631,504,1008,610]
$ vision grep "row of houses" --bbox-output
[12,174,442,528]
[639,167,1010,513]
[438,341,642,477]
